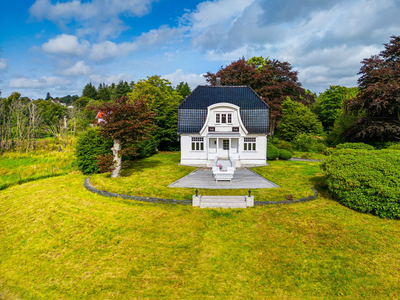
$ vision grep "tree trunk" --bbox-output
[111,139,122,178]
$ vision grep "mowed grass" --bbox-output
[0,147,76,190]
[91,152,322,201]
[1,174,400,299]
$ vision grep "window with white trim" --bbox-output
[244,137,256,151]
[228,114,232,123]
[223,139,229,150]
[216,114,220,123]
[191,137,204,151]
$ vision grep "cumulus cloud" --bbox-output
[9,76,70,89]
[29,0,157,39]
[163,69,206,89]
[42,34,89,56]
[89,73,130,85]
[0,58,9,70]
[61,61,92,76]
[89,41,138,60]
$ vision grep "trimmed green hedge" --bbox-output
[279,149,292,160]
[321,149,400,219]
[267,143,279,160]
[75,128,113,175]
[336,142,374,150]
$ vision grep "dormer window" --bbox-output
[215,113,232,124]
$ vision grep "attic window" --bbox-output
[216,114,220,123]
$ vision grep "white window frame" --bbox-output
[223,139,229,150]
[191,137,204,151]
[216,113,220,123]
[244,137,256,151]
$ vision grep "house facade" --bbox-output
[178,85,269,167]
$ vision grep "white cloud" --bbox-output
[61,61,92,76]
[30,0,157,39]
[89,41,138,60]
[42,34,89,56]
[0,58,9,70]
[89,73,131,85]
[9,76,70,89]
[163,69,206,89]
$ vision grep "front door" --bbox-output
[219,139,229,158]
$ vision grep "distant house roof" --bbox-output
[178,85,269,134]
[96,111,105,119]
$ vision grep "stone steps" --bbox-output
[199,196,247,208]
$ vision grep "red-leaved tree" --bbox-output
[344,35,400,143]
[91,96,155,178]
[204,57,314,134]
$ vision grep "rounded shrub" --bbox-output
[323,147,334,156]
[75,128,113,175]
[387,143,400,150]
[267,143,279,160]
[321,149,400,219]
[278,149,292,160]
[312,142,327,153]
[336,142,374,150]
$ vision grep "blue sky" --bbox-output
[1,0,400,99]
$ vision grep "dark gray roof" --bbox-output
[178,86,269,134]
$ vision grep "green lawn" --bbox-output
[0,147,76,190]
[1,151,400,299]
[91,152,323,201]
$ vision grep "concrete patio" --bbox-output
[168,168,279,189]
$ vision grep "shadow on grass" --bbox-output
[119,159,164,177]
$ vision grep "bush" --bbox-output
[279,149,292,160]
[292,133,316,152]
[267,143,279,160]
[276,140,294,152]
[323,147,334,156]
[313,142,327,153]
[75,128,113,175]
[336,142,374,151]
[321,149,400,219]
[387,143,400,150]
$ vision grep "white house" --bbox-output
[178,84,269,167]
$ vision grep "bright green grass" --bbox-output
[1,174,400,299]
[292,151,327,160]
[0,147,77,190]
[91,152,323,201]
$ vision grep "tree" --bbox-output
[176,82,191,99]
[90,96,155,178]
[344,35,400,143]
[112,80,132,100]
[97,83,111,102]
[204,57,314,135]
[45,92,52,100]
[277,97,324,142]
[129,75,182,151]
[82,83,98,99]
[314,86,358,131]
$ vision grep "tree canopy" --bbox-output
[344,35,400,143]
[82,83,98,100]
[129,75,182,151]
[277,97,324,141]
[204,56,314,134]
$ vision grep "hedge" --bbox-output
[321,149,400,219]
[336,142,374,150]
[267,143,279,160]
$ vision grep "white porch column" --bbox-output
[229,137,231,158]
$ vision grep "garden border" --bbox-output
[84,178,318,207]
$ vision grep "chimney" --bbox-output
[216,77,221,86]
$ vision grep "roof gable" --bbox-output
[178,86,269,134]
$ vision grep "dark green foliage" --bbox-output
[267,143,279,160]
[82,83,98,99]
[54,95,79,105]
[75,128,113,175]
[277,97,324,142]
[276,140,294,152]
[34,99,66,125]
[321,149,400,219]
[97,83,111,102]
[112,81,132,100]
[336,142,374,150]
[314,86,358,131]
[313,142,327,153]
[278,149,292,160]
[176,82,191,99]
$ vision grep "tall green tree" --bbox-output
[345,35,400,143]
[176,82,191,99]
[129,76,182,151]
[314,86,358,131]
[82,83,98,99]
[277,97,324,141]
[97,83,111,102]
[204,57,314,135]
[112,80,132,100]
